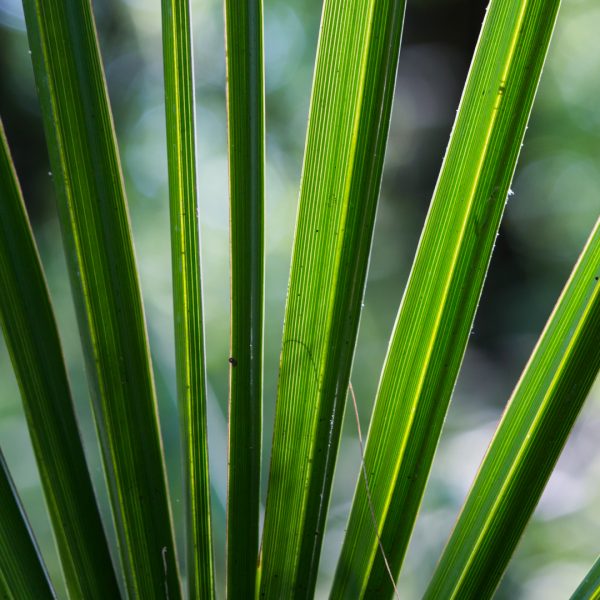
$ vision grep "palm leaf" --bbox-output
[260,0,406,596]
[161,0,214,597]
[21,0,181,596]
[333,0,561,595]
[0,449,55,599]
[224,0,265,597]
[0,119,119,597]
[425,218,600,598]
[571,555,600,600]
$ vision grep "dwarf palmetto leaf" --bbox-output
[161,0,214,597]
[0,120,119,597]
[334,0,562,596]
[571,555,600,600]
[259,0,406,596]
[425,218,600,599]
[21,0,180,596]
[0,449,55,599]
[223,0,265,597]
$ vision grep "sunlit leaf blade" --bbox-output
[259,0,406,596]
[224,0,265,597]
[571,555,600,600]
[424,218,600,599]
[21,1,181,596]
[333,1,561,596]
[161,1,214,597]
[0,120,119,598]
[0,450,55,599]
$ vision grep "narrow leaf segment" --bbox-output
[22,1,181,597]
[334,1,562,596]
[571,555,600,600]
[425,218,600,599]
[161,0,214,597]
[224,0,265,598]
[0,450,55,599]
[0,120,119,598]
[260,0,406,596]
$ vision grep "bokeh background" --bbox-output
[1,0,599,597]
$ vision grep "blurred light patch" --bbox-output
[264,5,305,92]
[550,5,600,129]
[125,104,169,199]
[0,0,24,31]
[510,154,600,261]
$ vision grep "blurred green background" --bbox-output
[1,0,599,597]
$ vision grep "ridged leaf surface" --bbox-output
[334,0,562,596]
[224,0,265,597]
[0,450,55,599]
[22,1,181,596]
[0,120,119,598]
[260,0,406,596]
[161,0,214,597]
[425,218,600,599]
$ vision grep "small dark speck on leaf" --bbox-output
[229,357,238,367]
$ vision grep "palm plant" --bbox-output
[0,0,598,599]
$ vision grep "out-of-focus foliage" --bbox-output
[0,0,598,597]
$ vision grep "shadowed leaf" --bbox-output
[22,0,181,596]
[0,119,119,598]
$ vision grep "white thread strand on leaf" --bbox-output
[349,382,400,599]
[162,546,169,600]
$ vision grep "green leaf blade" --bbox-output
[0,450,55,600]
[571,555,600,600]
[22,1,181,597]
[0,120,119,598]
[260,0,406,596]
[223,0,265,597]
[161,0,214,597]
[425,218,600,600]
[333,1,562,596]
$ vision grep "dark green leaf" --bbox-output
[0,449,55,599]
[21,1,181,596]
[0,119,119,598]
[223,0,265,597]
